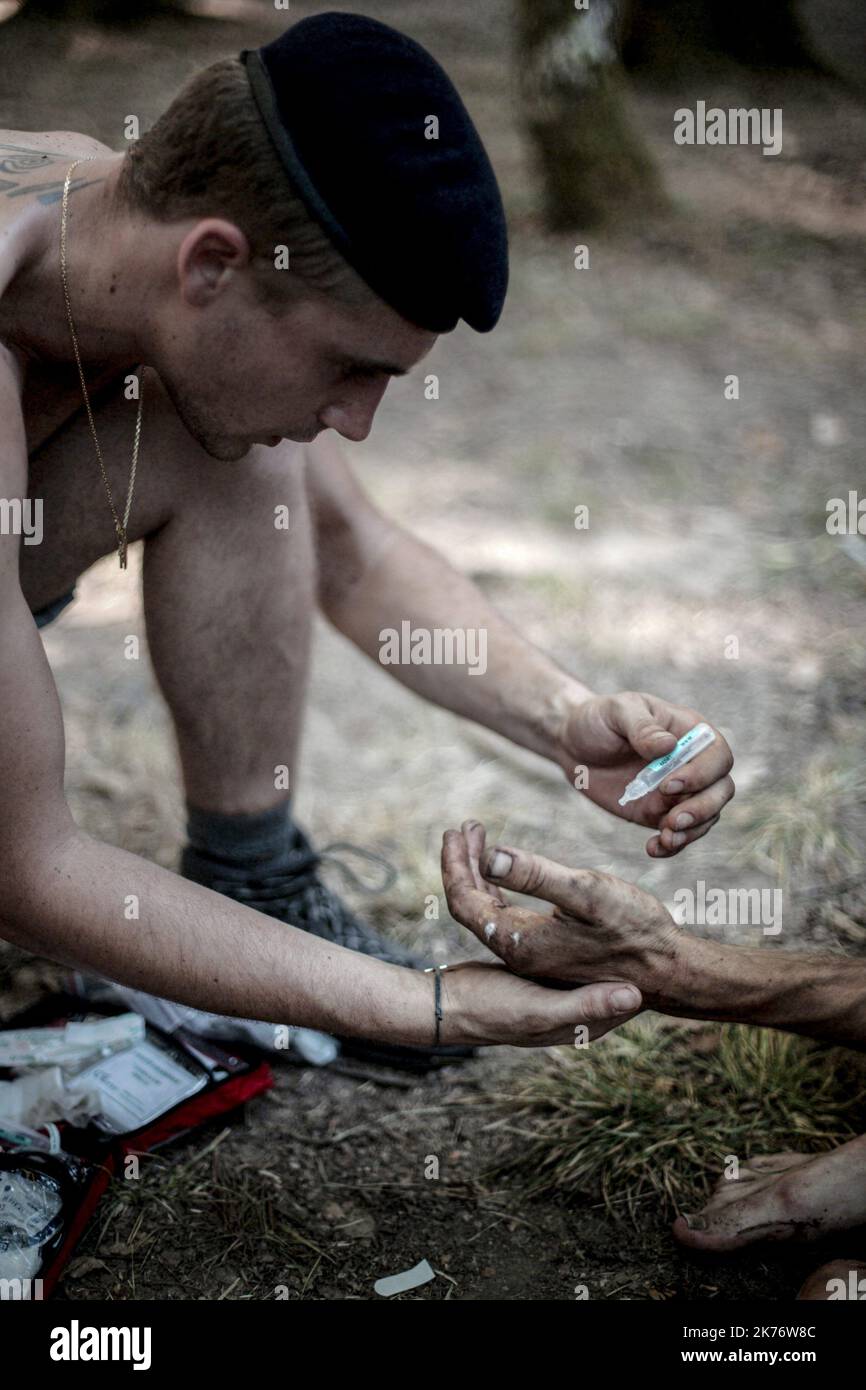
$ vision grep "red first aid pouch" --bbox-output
[0,993,273,1298]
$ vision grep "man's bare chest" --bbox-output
[19,358,125,456]
[21,363,85,455]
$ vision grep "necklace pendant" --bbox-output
[116,526,127,570]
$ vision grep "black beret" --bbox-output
[240,12,508,333]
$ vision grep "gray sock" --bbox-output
[184,800,301,880]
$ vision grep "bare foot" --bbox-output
[673,1136,866,1253]
[797,1259,866,1300]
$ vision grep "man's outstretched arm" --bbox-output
[442,822,866,1052]
[653,938,866,1051]
[305,434,735,858]
[303,433,584,758]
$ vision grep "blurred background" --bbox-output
[1,0,865,1302]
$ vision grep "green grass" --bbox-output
[480,1019,866,1223]
[731,749,866,884]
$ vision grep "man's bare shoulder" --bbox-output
[0,130,113,222]
[0,130,113,314]
[0,129,114,163]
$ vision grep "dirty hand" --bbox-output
[442,821,683,1002]
[552,690,734,857]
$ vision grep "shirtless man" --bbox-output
[441,823,866,1299]
[0,17,734,1068]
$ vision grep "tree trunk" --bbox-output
[622,0,825,82]
[515,0,667,231]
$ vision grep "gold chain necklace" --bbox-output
[61,157,143,569]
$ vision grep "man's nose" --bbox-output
[319,379,389,442]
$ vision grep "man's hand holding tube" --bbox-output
[551,690,735,858]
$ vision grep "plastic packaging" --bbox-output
[0,1122,61,1154]
[0,1165,65,1283]
[0,1150,91,1291]
[70,974,340,1065]
[618,722,717,806]
[0,1067,104,1128]
[0,1013,144,1072]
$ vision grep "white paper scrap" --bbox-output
[373,1259,435,1298]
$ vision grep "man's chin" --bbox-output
[197,430,314,460]
[200,437,254,463]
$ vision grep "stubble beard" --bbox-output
[158,371,249,462]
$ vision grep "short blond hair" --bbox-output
[115,56,375,314]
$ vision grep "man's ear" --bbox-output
[176,219,251,308]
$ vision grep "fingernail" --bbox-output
[668,831,686,848]
[664,779,684,794]
[681,1213,706,1231]
[675,813,694,830]
[611,987,640,1012]
[487,850,513,878]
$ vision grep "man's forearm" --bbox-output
[2,828,434,1046]
[655,937,866,1050]
[325,523,592,759]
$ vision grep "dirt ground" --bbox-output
[1,0,865,1300]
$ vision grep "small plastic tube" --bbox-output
[618,722,716,806]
